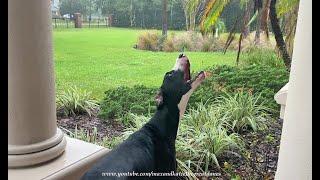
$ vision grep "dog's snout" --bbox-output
[172,54,191,82]
[173,55,189,71]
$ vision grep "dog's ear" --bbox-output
[155,90,164,107]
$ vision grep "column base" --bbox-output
[8,128,67,168]
[9,137,109,180]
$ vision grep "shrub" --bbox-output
[98,85,158,120]
[201,37,216,52]
[114,110,244,174]
[240,47,285,68]
[188,64,289,113]
[135,30,276,53]
[56,86,99,117]
[163,35,175,52]
[241,32,276,52]
[176,124,243,171]
[137,31,161,51]
[214,92,272,133]
[98,64,288,122]
[172,32,195,51]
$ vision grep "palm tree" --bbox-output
[199,0,230,34]
[269,0,291,69]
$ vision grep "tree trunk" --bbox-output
[243,2,252,38]
[190,13,196,31]
[261,0,271,39]
[185,11,189,31]
[236,33,243,66]
[162,0,168,36]
[170,0,173,29]
[130,0,134,27]
[269,0,291,70]
[254,9,262,45]
[284,4,299,57]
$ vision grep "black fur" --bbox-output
[81,68,191,180]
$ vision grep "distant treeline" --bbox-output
[59,0,243,31]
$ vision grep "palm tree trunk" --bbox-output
[269,0,291,70]
[162,0,168,36]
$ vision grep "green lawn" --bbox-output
[53,28,236,99]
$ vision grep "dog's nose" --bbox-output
[173,55,189,71]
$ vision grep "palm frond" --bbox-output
[200,0,230,32]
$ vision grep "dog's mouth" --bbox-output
[173,54,206,83]
[173,54,191,82]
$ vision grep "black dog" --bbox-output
[82,54,205,179]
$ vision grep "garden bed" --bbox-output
[57,113,124,140]
[57,112,282,180]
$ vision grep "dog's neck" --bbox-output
[148,103,180,141]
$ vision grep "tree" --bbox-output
[162,0,168,36]
[269,0,291,69]
[254,0,263,44]
[180,0,190,30]
[187,0,201,31]
[60,0,88,18]
[276,0,300,57]
[260,0,271,38]
[242,1,252,37]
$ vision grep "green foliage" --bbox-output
[98,63,289,123]
[56,86,99,116]
[276,0,300,17]
[98,85,158,120]
[92,0,186,29]
[189,64,289,112]
[214,92,271,132]
[114,109,244,174]
[200,0,230,32]
[240,47,286,68]
[72,91,275,177]
[60,0,90,17]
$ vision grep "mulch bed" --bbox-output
[57,112,124,140]
[57,112,283,180]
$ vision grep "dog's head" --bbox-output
[156,54,204,107]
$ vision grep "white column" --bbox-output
[275,0,312,179]
[8,0,66,167]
